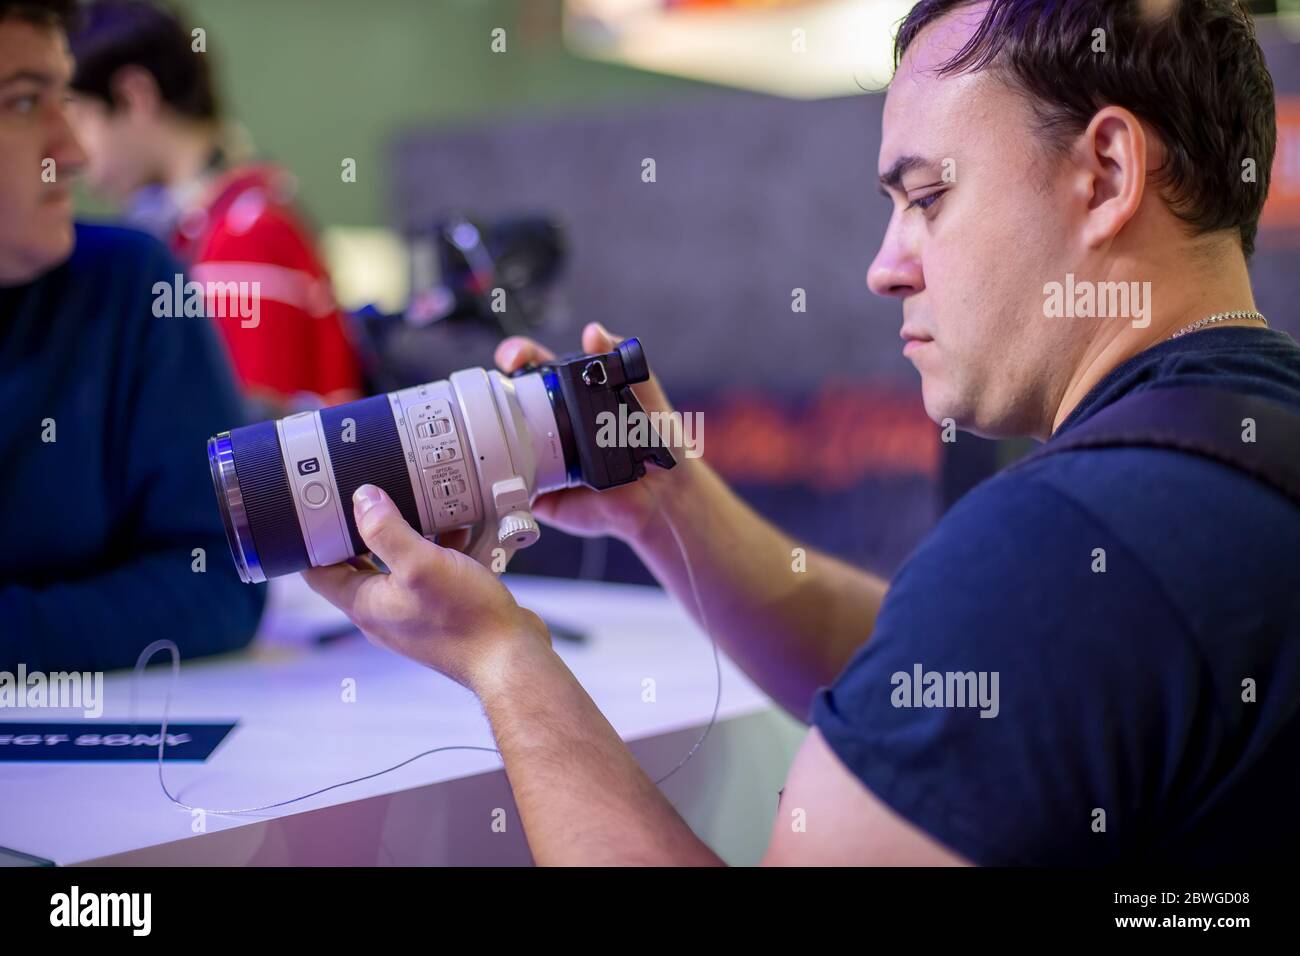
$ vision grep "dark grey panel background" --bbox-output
[392,90,913,395]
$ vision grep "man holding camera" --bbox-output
[308,0,1300,866]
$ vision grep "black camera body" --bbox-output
[527,338,677,492]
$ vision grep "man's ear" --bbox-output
[1073,105,1149,250]
[109,65,162,121]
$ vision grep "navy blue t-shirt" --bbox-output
[0,224,264,671]
[811,326,1300,865]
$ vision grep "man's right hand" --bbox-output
[499,322,889,719]
[494,321,683,546]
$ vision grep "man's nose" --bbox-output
[47,104,88,178]
[867,226,923,299]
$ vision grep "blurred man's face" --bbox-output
[66,91,157,202]
[0,18,86,284]
[869,4,1088,438]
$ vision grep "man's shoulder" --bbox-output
[948,392,1300,539]
[1008,423,1300,555]
[890,448,1187,630]
[896,431,1300,659]
[910,457,1117,578]
[71,221,170,262]
[68,223,179,288]
[925,439,1292,574]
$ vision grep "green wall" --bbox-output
[169,0,713,227]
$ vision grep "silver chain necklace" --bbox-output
[1166,310,1268,341]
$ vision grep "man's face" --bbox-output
[66,91,157,202]
[0,18,86,284]
[869,5,1088,438]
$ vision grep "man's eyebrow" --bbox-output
[0,69,55,91]
[878,154,935,193]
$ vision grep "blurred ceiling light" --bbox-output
[320,227,409,314]
[563,0,916,98]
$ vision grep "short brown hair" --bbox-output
[0,0,76,29]
[69,0,219,122]
[895,0,1277,258]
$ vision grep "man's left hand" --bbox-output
[303,483,553,692]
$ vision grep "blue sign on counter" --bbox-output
[0,723,236,762]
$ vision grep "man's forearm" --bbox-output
[627,459,888,718]
[476,639,724,866]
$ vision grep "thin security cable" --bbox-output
[135,491,721,814]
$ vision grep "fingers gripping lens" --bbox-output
[320,397,422,557]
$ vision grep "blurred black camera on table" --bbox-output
[357,213,568,393]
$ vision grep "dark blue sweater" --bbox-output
[0,224,265,671]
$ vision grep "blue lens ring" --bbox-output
[207,432,265,584]
[541,366,581,486]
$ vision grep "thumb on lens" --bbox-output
[353,484,434,575]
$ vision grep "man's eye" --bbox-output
[906,191,944,213]
[6,95,39,114]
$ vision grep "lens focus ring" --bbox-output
[227,420,311,578]
[320,396,422,556]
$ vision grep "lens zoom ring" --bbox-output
[228,421,310,578]
[321,396,422,555]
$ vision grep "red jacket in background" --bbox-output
[173,164,363,404]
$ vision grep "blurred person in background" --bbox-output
[0,0,263,670]
[67,0,364,417]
